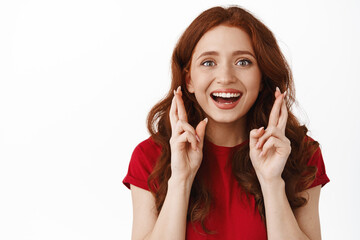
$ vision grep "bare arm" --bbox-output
[130,185,157,240]
[294,186,322,239]
[261,180,322,240]
[130,177,193,240]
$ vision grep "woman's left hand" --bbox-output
[249,87,291,184]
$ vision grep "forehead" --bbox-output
[192,25,254,57]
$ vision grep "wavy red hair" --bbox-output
[146,6,318,233]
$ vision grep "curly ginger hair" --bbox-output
[146,6,319,233]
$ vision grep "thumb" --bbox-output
[249,126,264,148]
[195,118,208,148]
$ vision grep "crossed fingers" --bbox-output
[169,86,200,151]
[169,86,188,132]
[255,87,290,156]
[267,87,287,132]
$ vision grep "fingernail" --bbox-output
[276,86,280,93]
[204,117,208,123]
[196,134,200,142]
[177,86,181,92]
[283,91,287,98]
[173,89,176,96]
[257,126,264,133]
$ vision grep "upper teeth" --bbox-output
[212,92,241,98]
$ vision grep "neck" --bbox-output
[205,117,248,147]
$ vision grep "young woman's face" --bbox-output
[187,25,262,124]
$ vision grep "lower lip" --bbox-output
[211,95,242,110]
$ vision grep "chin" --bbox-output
[208,113,245,124]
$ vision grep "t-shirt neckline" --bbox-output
[204,138,249,153]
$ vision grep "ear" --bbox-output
[185,70,195,93]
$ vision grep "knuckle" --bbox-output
[266,126,275,134]
[176,121,182,130]
[179,120,189,129]
[184,131,189,138]
[262,144,269,151]
[184,131,192,140]
[259,136,267,143]
[266,125,273,131]
[272,126,280,134]
[267,136,275,144]
[187,131,195,140]
[180,120,188,127]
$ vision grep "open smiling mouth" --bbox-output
[211,92,241,104]
[210,91,242,109]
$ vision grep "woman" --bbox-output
[123,6,329,240]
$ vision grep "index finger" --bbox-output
[175,86,188,122]
[268,88,283,127]
[277,93,288,133]
[169,94,178,132]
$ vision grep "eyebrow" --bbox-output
[196,50,256,60]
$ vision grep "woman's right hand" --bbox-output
[169,86,208,182]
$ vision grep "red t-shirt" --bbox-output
[123,137,330,239]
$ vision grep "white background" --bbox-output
[0,0,359,239]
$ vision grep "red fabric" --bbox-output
[123,138,161,191]
[306,142,330,188]
[123,136,330,239]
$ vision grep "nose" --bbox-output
[216,64,236,85]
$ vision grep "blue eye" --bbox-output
[201,60,216,67]
[236,59,252,66]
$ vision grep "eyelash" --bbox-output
[236,59,252,66]
[201,60,216,67]
[200,59,252,67]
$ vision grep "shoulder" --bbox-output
[303,135,322,165]
[137,136,162,151]
[303,135,330,188]
[123,137,163,190]
[303,135,317,143]
[130,136,162,168]
[133,136,162,158]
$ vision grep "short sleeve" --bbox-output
[307,146,330,189]
[122,137,162,191]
